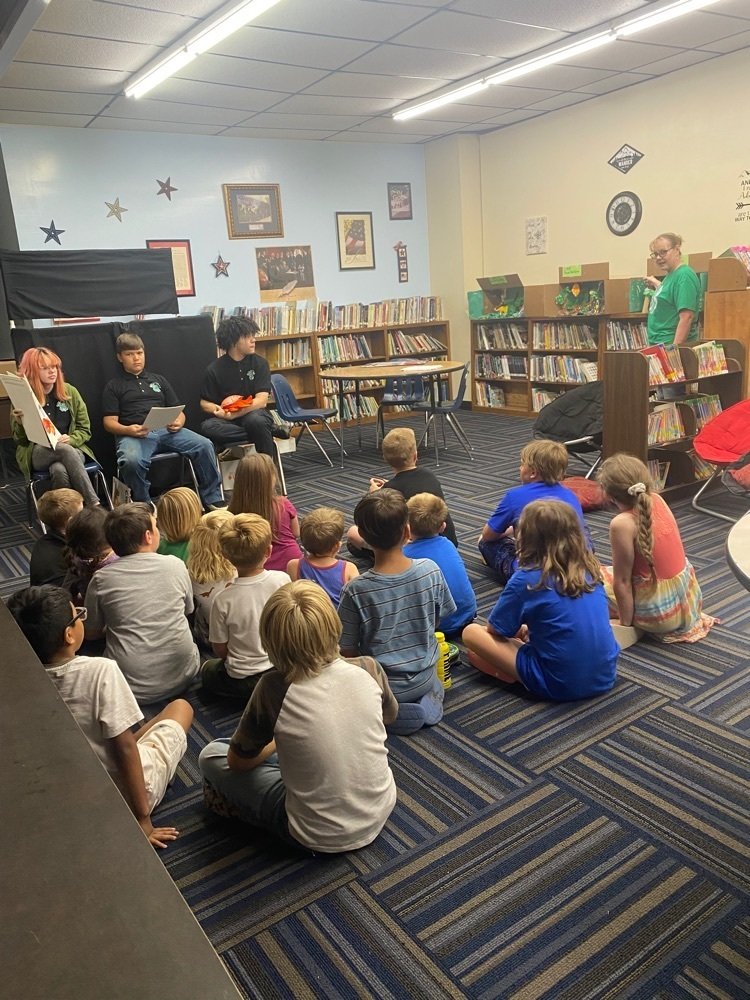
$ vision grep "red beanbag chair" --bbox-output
[562,476,606,511]
[694,399,750,464]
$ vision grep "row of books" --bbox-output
[231,302,321,337]
[322,394,378,420]
[262,339,312,368]
[474,382,506,407]
[475,323,527,350]
[642,344,685,385]
[606,320,648,351]
[532,389,565,411]
[531,322,597,350]
[648,403,686,445]
[681,393,722,430]
[688,449,715,481]
[386,331,447,356]
[692,341,729,377]
[530,356,598,383]
[320,377,383,394]
[474,353,528,379]
[318,334,373,364]
[646,459,670,492]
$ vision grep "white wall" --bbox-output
[0,126,431,317]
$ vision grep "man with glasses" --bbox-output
[645,232,701,348]
[199,315,276,458]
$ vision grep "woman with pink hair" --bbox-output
[11,346,100,506]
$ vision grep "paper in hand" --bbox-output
[143,404,185,430]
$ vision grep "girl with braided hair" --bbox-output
[598,454,716,642]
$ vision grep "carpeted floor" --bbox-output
[2,411,749,999]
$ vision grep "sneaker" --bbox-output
[207,501,228,511]
[271,424,291,440]
[445,643,461,668]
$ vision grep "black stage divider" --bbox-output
[0,248,178,319]
[12,315,217,482]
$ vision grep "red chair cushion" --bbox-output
[694,399,750,465]
[562,476,607,511]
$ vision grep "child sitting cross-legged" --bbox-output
[404,492,477,636]
[339,488,456,736]
[463,500,619,701]
[201,512,290,700]
[8,584,193,849]
[186,509,236,648]
[156,486,203,562]
[64,505,118,605]
[199,580,397,853]
[479,439,587,584]
[286,506,358,607]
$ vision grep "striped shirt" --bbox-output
[338,559,455,701]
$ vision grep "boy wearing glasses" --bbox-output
[8,585,193,849]
[199,315,276,458]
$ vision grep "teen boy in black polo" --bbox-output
[102,333,223,509]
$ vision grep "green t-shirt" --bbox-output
[157,537,190,562]
[647,264,701,346]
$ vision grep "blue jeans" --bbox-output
[386,673,445,736]
[115,427,222,506]
[199,740,302,848]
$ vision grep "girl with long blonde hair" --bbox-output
[228,453,301,571]
[462,500,619,701]
[598,454,716,642]
[11,347,100,505]
[186,509,236,647]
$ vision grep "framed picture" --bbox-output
[256,245,316,303]
[145,239,195,297]
[336,212,375,270]
[222,183,283,239]
[387,182,413,221]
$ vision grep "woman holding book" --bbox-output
[11,346,100,506]
[645,232,701,347]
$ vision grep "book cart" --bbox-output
[602,339,745,501]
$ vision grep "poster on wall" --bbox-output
[735,170,750,224]
[387,183,412,220]
[336,212,375,270]
[608,144,644,174]
[525,216,548,256]
[146,239,195,297]
[256,245,316,302]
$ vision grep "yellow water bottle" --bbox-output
[435,631,452,689]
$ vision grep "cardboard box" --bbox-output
[602,278,633,314]
[473,274,526,317]
[523,284,558,317]
[647,251,712,278]
[709,251,750,292]
[558,262,609,283]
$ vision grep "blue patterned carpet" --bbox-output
[2,411,749,999]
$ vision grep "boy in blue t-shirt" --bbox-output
[478,439,585,584]
[404,492,476,636]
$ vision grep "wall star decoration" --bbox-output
[212,253,230,277]
[157,177,177,200]
[40,220,65,245]
[105,198,128,222]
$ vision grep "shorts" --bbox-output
[138,719,187,812]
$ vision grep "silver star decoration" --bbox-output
[40,220,65,244]
[105,198,128,222]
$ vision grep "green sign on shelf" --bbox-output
[561,264,583,278]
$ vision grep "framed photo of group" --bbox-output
[336,212,375,270]
[222,183,284,239]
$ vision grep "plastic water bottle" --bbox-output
[435,631,452,690]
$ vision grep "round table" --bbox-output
[726,508,750,591]
[322,358,466,467]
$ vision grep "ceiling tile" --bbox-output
[518,63,617,92]
[573,71,651,94]
[105,0,224,16]
[148,78,288,113]
[266,93,399,115]
[568,39,685,72]
[89,117,225,134]
[342,42,497,78]
[175,53,328,92]
[450,0,648,33]
[699,29,750,54]
[456,83,558,109]
[212,26,376,70]
[368,0,454,6]
[16,30,160,73]
[0,109,94,126]
[220,127,338,140]
[525,91,593,112]
[393,11,564,59]
[631,49,717,76]
[301,71,448,100]
[102,96,243,126]
[37,0,197,47]
[324,131,426,143]
[0,62,125,93]
[711,0,750,19]
[625,10,748,48]
[419,102,498,123]
[478,108,547,127]
[349,116,454,135]
[232,112,372,130]
[0,87,109,115]
[251,0,429,40]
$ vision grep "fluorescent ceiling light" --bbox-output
[393,81,488,121]
[125,0,283,99]
[486,31,614,87]
[616,0,723,37]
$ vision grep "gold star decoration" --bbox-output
[212,253,230,277]
[105,198,128,222]
[157,177,177,200]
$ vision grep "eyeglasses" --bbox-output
[650,248,675,259]
[66,606,87,628]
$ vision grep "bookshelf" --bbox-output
[602,339,744,501]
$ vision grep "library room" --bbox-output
[1,2,748,998]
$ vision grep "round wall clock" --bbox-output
[606,191,642,236]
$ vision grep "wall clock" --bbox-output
[606,191,642,236]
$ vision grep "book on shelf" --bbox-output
[606,319,648,350]
[323,393,378,420]
[647,403,685,445]
[205,297,443,335]
[474,353,528,379]
[532,322,597,350]
[691,341,729,377]
[641,344,686,385]
[474,383,507,407]
[201,305,225,329]
[318,333,373,364]
[387,330,446,356]
[688,449,715,481]
[647,459,671,492]
[530,356,598,383]
[681,393,722,431]
[475,323,527,350]
[263,338,312,368]
[532,388,565,411]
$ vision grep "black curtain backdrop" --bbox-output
[0,249,178,320]
[12,315,217,481]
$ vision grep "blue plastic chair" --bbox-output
[28,459,113,530]
[375,372,426,447]
[271,373,343,468]
[413,365,473,467]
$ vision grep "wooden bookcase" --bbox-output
[602,339,744,501]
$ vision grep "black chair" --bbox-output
[148,451,201,500]
[375,370,426,448]
[28,459,113,530]
[413,365,472,467]
[271,373,343,468]
[532,380,603,479]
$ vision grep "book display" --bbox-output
[603,339,744,500]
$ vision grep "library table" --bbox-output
[323,358,465,467]
[726,508,750,592]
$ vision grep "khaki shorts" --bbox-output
[138,719,188,812]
